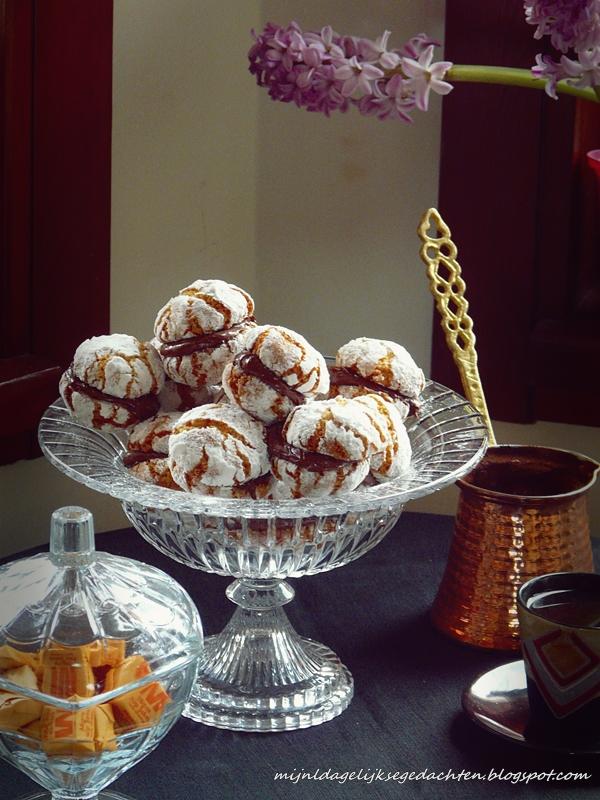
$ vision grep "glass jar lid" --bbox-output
[0,507,203,708]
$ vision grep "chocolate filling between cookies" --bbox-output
[267,424,358,473]
[63,370,160,421]
[158,321,253,357]
[235,354,306,406]
[329,366,419,415]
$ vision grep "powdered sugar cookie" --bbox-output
[155,279,254,340]
[266,396,382,498]
[155,323,254,389]
[153,279,255,389]
[353,393,412,481]
[169,403,269,492]
[223,325,329,424]
[127,412,181,455]
[60,334,164,432]
[268,424,369,498]
[283,397,384,462]
[127,459,181,490]
[123,412,181,488]
[330,337,425,415]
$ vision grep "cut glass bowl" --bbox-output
[0,507,202,799]
[39,382,488,733]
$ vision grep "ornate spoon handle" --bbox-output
[417,207,496,445]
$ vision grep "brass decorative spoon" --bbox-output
[417,207,496,445]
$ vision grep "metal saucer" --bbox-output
[462,660,600,754]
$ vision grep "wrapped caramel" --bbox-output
[41,645,95,699]
[0,693,42,731]
[112,680,170,731]
[106,655,170,731]
[40,701,96,756]
[86,639,126,670]
[0,645,39,673]
[94,703,117,752]
[3,665,38,692]
[104,655,150,692]
[0,641,171,754]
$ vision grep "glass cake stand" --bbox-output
[39,382,487,733]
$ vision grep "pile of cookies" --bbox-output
[60,279,425,499]
[0,641,170,754]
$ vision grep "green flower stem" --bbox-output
[447,65,599,103]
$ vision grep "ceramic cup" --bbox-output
[518,571,600,743]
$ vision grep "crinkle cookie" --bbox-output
[267,396,383,498]
[269,435,369,499]
[127,459,181,490]
[168,403,269,493]
[127,411,181,456]
[153,279,255,389]
[60,334,164,431]
[353,394,412,481]
[222,325,329,424]
[283,396,384,462]
[329,337,425,415]
[123,412,182,489]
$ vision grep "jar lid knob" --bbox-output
[50,506,95,562]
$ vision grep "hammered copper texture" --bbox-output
[431,446,598,651]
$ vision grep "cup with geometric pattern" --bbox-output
[518,571,600,744]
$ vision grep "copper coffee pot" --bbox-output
[418,209,599,651]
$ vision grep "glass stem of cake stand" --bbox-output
[202,578,322,686]
[186,577,353,731]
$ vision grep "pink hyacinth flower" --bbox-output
[401,45,453,111]
[532,52,566,97]
[561,47,600,87]
[334,56,384,98]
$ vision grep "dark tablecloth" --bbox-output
[1,512,598,800]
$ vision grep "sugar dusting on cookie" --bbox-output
[154,279,254,341]
[72,334,164,399]
[169,403,269,491]
[336,337,425,399]
[283,397,384,462]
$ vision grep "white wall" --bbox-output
[111,0,260,338]
[1,0,599,558]
[256,0,445,370]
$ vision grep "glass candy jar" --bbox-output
[0,507,203,800]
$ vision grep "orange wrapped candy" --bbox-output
[0,640,171,752]
[41,645,95,699]
[0,693,42,731]
[104,655,150,692]
[40,701,96,756]
[94,703,117,752]
[86,639,126,670]
[0,645,39,673]
[105,656,170,730]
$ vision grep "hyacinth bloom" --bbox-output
[249,15,599,124]
[524,0,600,98]
[248,21,450,123]
[401,45,453,112]
[524,0,599,52]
